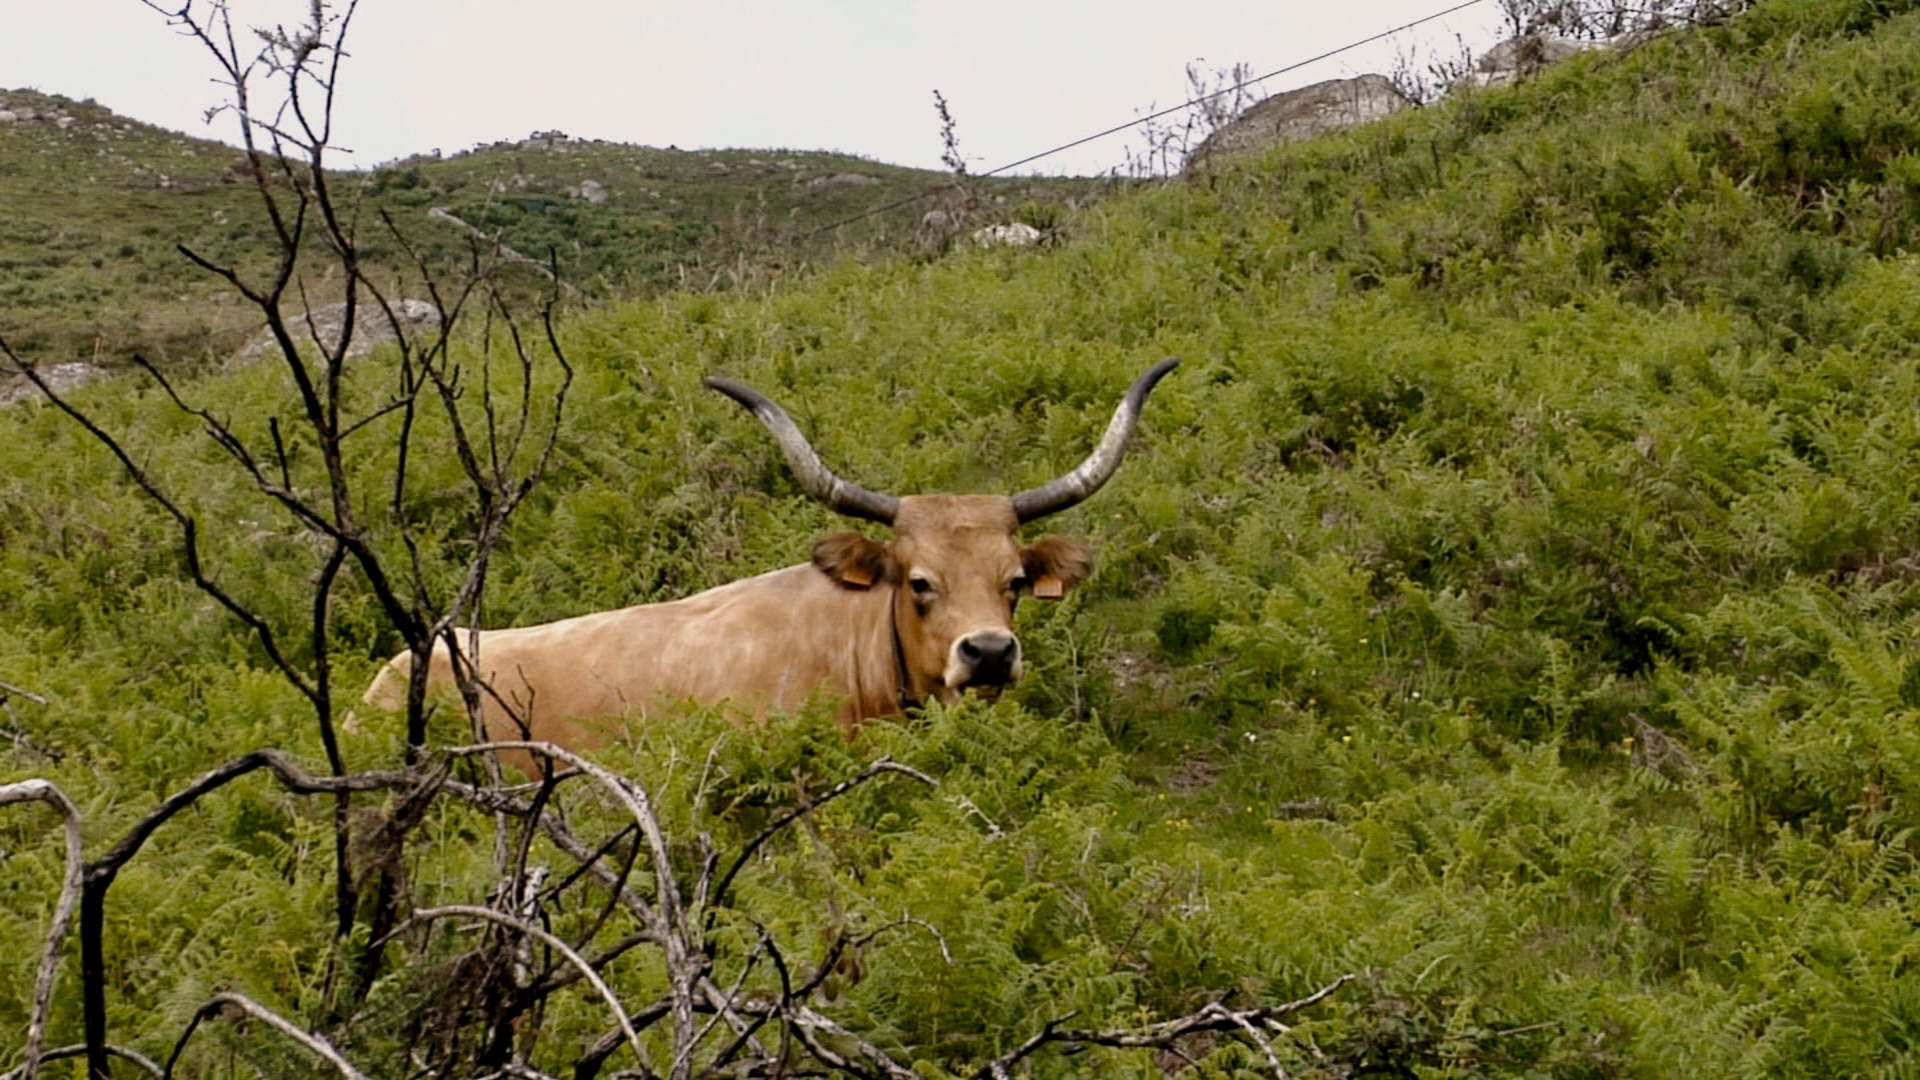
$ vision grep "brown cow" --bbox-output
[359,359,1178,774]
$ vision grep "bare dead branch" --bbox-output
[431,779,663,928]
[0,780,83,1079]
[382,905,653,1075]
[468,1065,565,1080]
[673,933,768,1078]
[444,741,703,1067]
[972,973,1353,1079]
[335,388,419,441]
[709,757,937,909]
[0,678,50,706]
[89,751,417,880]
[0,1042,162,1080]
[76,749,427,1074]
[166,991,369,1079]
[1207,1001,1290,1080]
[781,1003,919,1080]
[38,1,576,1073]
[443,742,679,909]
[0,676,56,762]
[0,338,325,709]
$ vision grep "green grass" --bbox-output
[0,85,1106,371]
[9,0,1920,1074]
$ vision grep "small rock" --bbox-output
[971,222,1042,247]
[806,172,881,189]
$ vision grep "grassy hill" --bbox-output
[8,0,1920,1075]
[0,86,1103,370]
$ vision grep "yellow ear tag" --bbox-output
[841,565,875,588]
[1033,575,1065,599]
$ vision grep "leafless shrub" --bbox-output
[1120,59,1262,180]
[915,89,979,252]
[1501,0,1752,40]
[1389,32,1480,106]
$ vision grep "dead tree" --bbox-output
[0,0,570,1071]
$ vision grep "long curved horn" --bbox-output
[1011,358,1179,523]
[704,376,901,525]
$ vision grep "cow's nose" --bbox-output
[958,632,1020,683]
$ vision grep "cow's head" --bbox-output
[706,359,1177,706]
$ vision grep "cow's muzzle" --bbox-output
[947,631,1022,690]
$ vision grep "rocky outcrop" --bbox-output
[567,178,608,203]
[0,98,80,131]
[0,363,107,407]
[229,299,441,370]
[1183,28,1663,174]
[1187,74,1411,171]
[1456,33,1604,89]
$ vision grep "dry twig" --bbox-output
[166,992,370,1079]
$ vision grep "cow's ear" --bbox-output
[1021,536,1092,600]
[813,532,894,590]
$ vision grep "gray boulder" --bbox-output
[1188,74,1410,170]
[1458,34,1601,89]
[807,172,882,189]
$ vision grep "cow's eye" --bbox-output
[1007,575,1029,594]
[909,577,934,598]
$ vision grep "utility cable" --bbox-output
[798,0,1490,239]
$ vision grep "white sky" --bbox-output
[5,1,1510,176]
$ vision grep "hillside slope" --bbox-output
[0,86,1102,370]
[6,0,1920,1075]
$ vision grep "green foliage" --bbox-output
[0,87,1111,371]
[10,0,1920,1073]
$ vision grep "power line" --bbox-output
[987,0,1490,176]
[799,0,1490,239]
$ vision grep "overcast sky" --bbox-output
[6,1,1509,176]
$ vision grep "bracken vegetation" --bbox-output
[8,0,1920,1075]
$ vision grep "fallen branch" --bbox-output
[0,1042,162,1080]
[379,904,652,1075]
[975,973,1353,1079]
[166,992,370,1079]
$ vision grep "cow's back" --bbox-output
[353,563,897,772]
